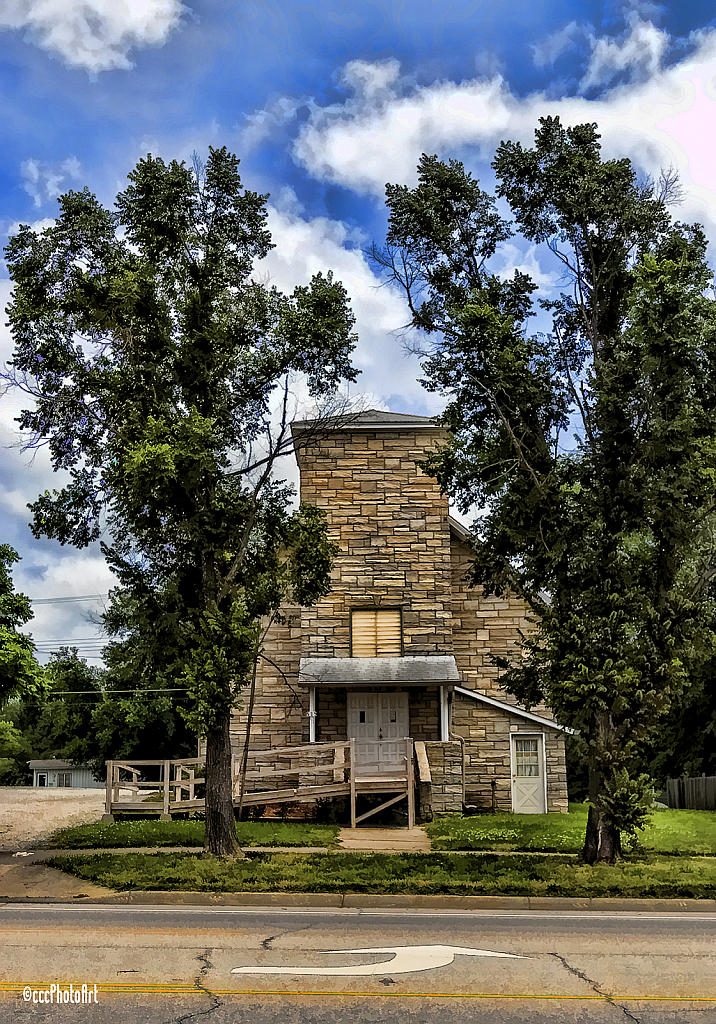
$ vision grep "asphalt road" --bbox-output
[2,904,716,1023]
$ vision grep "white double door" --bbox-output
[347,691,409,775]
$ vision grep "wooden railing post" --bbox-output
[349,738,356,829]
[161,760,171,820]
[406,737,414,829]
[102,760,114,822]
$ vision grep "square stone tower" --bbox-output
[292,409,453,658]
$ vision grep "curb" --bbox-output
[1,890,716,912]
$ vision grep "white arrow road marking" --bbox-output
[231,944,530,976]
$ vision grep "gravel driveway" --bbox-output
[0,787,107,851]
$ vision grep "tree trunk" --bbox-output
[582,763,622,864]
[204,708,243,858]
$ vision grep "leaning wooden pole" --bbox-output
[236,639,260,822]
[349,738,356,829]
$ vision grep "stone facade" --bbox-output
[227,409,569,816]
[296,418,453,659]
[423,741,463,815]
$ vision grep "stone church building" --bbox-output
[229,409,569,816]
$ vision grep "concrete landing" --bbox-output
[0,861,116,900]
[338,827,431,853]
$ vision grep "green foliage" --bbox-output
[372,118,716,860]
[47,849,716,898]
[3,147,358,854]
[0,546,45,710]
[12,648,103,768]
[5,646,196,779]
[87,678,197,779]
[47,819,340,850]
[0,718,32,783]
[600,768,653,838]
[427,806,716,856]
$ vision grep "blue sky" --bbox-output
[2,0,716,663]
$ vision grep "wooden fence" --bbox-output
[104,738,415,828]
[666,775,716,811]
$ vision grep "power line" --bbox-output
[43,688,189,694]
[32,630,108,638]
[30,594,109,605]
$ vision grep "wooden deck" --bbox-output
[103,738,415,828]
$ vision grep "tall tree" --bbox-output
[87,611,199,778]
[3,146,358,856]
[0,545,45,709]
[370,119,716,862]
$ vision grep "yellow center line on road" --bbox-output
[1,983,716,1001]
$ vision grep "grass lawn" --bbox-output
[426,804,716,856]
[47,849,716,898]
[46,819,340,851]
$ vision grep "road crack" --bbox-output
[260,919,319,952]
[163,947,222,1024]
[549,952,641,1023]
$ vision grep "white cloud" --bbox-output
[237,93,320,154]
[532,21,584,69]
[3,217,56,241]
[581,14,670,90]
[495,243,561,291]
[20,157,83,208]
[0,0,188,74]
[289,23,716,255]
[293,61,515,193]
[261,200,432,392]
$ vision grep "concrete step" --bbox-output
[338,827,431,853]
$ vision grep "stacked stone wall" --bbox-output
[450,696,568,812]
[315,688,347,744]
[424,741,463,814]
[450,534,556,720]
[296,428,453,657]
[227,607,304,763]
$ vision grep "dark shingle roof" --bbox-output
[298,655,459,685]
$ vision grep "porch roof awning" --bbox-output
[298,655,460,687]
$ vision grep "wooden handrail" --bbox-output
[104,738,412,828]
[245,740,352,759]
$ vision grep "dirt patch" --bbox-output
[0,788,106,851]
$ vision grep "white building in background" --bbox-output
[29,759,104,789]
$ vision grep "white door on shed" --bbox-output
[511,734,546,814]
[347,691,409,774]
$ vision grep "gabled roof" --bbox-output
[291,409,443,433]
[448,516,472,543]
[453,686,576,733]
[28,759,90,769]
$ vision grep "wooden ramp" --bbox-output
[103,738,415,828]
